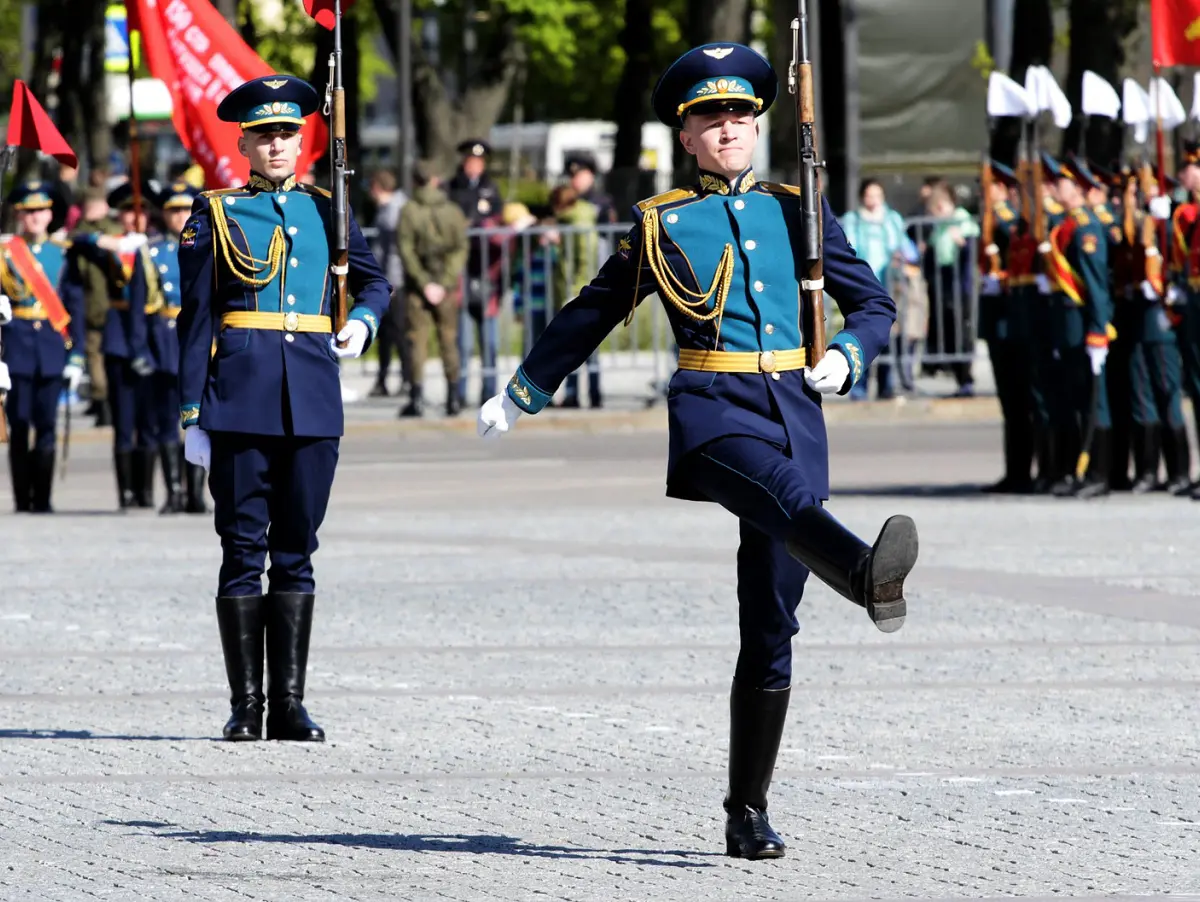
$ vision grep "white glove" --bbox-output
[804,348,852,395]
[62,363,83,392]
[1141,280,1161,302]
[1087,345,1108,376]
[1035,274,1053,295]
[0,361,10,392]
[1150,195,1172,221]
[0,293,11,326]
[331,320,369,359]
[477,391,522,439]
[184,426,211,470]
[1167,285,1183,306]
[117,234,149,253]
[980,275,1002,296]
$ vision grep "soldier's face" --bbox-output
[119,209,148,234]
[679,109,757,176]
[165,208,191,236]
[1182,164,1200,192]
[238,128,303,178]
[17,208,52,235]
[1056,177,1082,208]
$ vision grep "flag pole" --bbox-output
[126,10,143,230]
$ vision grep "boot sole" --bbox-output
[866,515,918,633]
[725,839,786,859]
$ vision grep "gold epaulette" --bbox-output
[200,187,246,199]
[50,236,72,249]
[300,184,332,198]
[755,181,801,197]
[1045,198,1064,215]
[1095,206,1114,224]
[1073,209,1091,226]
[636,188,697,212]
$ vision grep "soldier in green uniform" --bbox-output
[980,161,1035,493]
[1044,157,1114,499]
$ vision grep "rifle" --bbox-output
[979,159,1000,277]
[324,0,352,345]
[789,0,826,366]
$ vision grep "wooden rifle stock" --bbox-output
[790,2,826,365]
[331,83,349,342]
[979,160,999,277]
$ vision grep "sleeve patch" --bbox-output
[180,222,199,248]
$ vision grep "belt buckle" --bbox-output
[758,350,776,374]
[283,311,299,333]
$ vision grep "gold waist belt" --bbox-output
[161,307,181,320]
[220,311,332,333]
[11,305,47,320]
[676,348,808,374]
[109,300,130,311]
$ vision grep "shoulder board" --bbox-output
[300,184,332,198]
[199,187,244,199]
[756,181,801,197]
[49,236,71,248]
[1095,206,1114,223]
[1045,199,1064,214]
[996,202,1014,221]
[1073,209,1091,225]
[636,188,697,212]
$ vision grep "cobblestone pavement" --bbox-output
[2,420,1198,900]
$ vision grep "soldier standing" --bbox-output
[1031,156,1067,492]
[478,43,917,860]
[980,161,1035,493]
[176,75,392,741]
[72,186,117,427]
[128,181,208,514]
[1167,144,1200,498]
[0,182,85,512]
[397,160,469,417]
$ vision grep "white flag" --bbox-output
[1123,78,1151,143]
[987,71,1034,118]
[1149,77,1187,131]
[1035,66,1073,129]
[1082,71,1121,120]
[1192,72,1200,122]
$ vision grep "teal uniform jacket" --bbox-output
[0,237,85,377]
[1050,207,1112,348]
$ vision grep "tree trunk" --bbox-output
[214,0,237,28]
[610,0,655,211]
[1062,0,1139,168]
[992,0,1052,166]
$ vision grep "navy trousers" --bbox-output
[678,435,817,691]
[152,372,181,447]
[1130,341,1186,429]
[208,432,340,597]
[105,356,156,453]
[6,374,61,453]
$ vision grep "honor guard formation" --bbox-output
[979,145,1200,499]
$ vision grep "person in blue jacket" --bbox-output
[0,181,85,512]
[477,44,919,861]
[176,75,392,743]
[128,181,208,514]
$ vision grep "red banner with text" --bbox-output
[131,0,326,188]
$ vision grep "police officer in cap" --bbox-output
[0,181,85,512]
[128,180,208,514]
[449,139,501,224]
[177,75,392,742]
[478,42,917,860]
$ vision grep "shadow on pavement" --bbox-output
[0,729,212,741]
[146,828,722,867]
[832,482,994,498]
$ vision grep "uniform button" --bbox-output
[33,321,42,331]
[290,258,298,267]
[745,239,757,250]
[284,333,295,343]
[770,372,781,381]
[167,243,176,251]
[288,226,298,235]
[765,323,775,334]
[168,320,177,330]
[163,282,173,291]
[278,195,287,204]
[754,280,764,292]
[734,200,746,210]
[287,294,296,304]
[150,247,159,257]
[666,213,679,224]
[159,264,168,273]
[225,197,235,205]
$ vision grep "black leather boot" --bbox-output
[158,444,186,514]
[1130,424,1160,494]
[1074,428,1111,499]
[31,448,55,513]
[114,450,136,509]
[185,457,209,514]
[784,508,917,633]
[587,371,603,409]
[724,681,790,860]
[215,595,265,741]
[9,436,32,513]
[1165,427,1192,496]
[133,448,156,509]
[265,592,325,741]
[399,384,424,418]
[445,383,463,417]
[93,401,112,428]
[1032,428,1056,494]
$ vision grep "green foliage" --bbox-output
[0,1,28,92]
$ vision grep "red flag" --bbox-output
[1151,0,1200,67]
[303,0,357,31]
[5,80,77,169]
[129,0,325,188]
